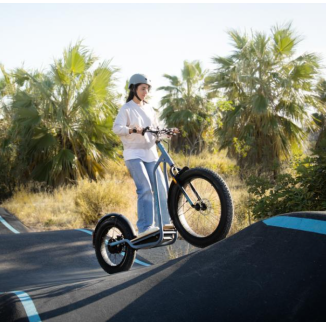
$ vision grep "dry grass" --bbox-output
[2,185,83,231]
[2,151,251,236]
[172,149,239,176]
[226,175,252,236]
[74,177,137,227]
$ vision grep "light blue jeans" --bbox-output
[125,159,171,233]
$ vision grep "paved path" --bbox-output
[1,209,326,321]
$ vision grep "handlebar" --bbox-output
[141,127,179,137]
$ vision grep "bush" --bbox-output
[0,150,16,202]
[247,153,326,220]
[74,178,129,226]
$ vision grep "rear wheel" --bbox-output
[168,167,233,248]
[94,217,136,274]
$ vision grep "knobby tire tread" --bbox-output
[95,217,136,274]
[168,167,233,248]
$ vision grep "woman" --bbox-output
[113,73,177,238]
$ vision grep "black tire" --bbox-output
[94,217,136,274]
[168,167,233,248]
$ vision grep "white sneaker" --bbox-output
[137,226,160,238]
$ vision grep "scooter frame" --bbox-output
[106,129,196,251]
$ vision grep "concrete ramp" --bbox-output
[1,211,326,321]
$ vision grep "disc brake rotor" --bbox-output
[195,198,212,216]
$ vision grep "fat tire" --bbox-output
[94,217,136,274]
[168,167,233,248]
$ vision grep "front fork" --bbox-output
[157,142,198,208]
[169,166,202,208]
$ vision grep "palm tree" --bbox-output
[207,23,322,178]
[0,65,19,198]
[158,60,214,153]
[0,64,16,124]
[9,42,119,187]
[314,78,326,151]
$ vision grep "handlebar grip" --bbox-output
[142,126,150,136]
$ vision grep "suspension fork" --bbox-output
[156,141,203,208]
[170,167,203,207]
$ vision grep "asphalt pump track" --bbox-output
[0,207,326,321]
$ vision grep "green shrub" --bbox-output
[0,150,17,202]
[247,153,326,219]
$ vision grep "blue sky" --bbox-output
[1,3,325,107]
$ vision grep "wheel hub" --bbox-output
[195,198,212,215]
[107,236,124,254]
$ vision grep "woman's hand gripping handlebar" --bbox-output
[142,127,180,138]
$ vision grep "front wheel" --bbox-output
[168,167,233,248]
[94,217,136,274]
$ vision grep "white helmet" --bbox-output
[128,74,152,89]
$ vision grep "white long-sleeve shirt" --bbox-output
[113,100,159,162]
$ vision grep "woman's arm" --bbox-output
[113,106,130,136]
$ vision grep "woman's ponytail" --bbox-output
[126,89,135,103]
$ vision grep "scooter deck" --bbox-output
[133,226,176,241]
[131,228,177,247]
